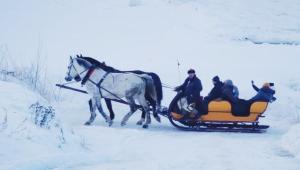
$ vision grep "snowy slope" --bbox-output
[1,78,299,170]
[1,0,300,169]
[0,80,87,169]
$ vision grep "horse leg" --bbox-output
[143,106,151,129]
[105,99,115,120]
[85,98,97,125]
[148,96,161,123]
[137,92,150,125]
[96,97,113,126]
[121,97,137,126]
[88,99,92,112]
[136,110,145,125]
[137,95,151,128]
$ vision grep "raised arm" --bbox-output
[251,81,259,92]
[252,84,259,92]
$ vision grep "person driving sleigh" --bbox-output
[169,69,203,115]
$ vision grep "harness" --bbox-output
[81,66,96,86]
[96,72,110,97]
[81,67,124,100]
[81,66,109,96]
[76,62,142,109]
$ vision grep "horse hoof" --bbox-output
[84,122,91,126]
[121,122,126,126]
[154,116,161,123]
[136,119,144,125]
[142,124,149,129]
[110,114,115,120]
[108,121,113,127]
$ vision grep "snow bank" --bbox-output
[0,81,85,169]
[280,80,300,159]
[281,123,300,160]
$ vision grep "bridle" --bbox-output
[67,58,89,81]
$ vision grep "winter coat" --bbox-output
[205,81,224,102]
[176,76,203,100]
[221,84,238,103]
[250,84,276,102]
[233,85,239,98]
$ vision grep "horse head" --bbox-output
[65,56,92,82]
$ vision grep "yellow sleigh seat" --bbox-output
[201,101,268,122]
[250,102,268,113]
[171,101,268,122]
[208,101,231,112]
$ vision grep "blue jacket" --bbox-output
[250,84,276,102]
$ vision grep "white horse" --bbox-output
[65,56,157,128]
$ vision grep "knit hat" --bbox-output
[224,79,233,86]
[212,76,220,82]
[263,83,270,88]
[187,69,196,74]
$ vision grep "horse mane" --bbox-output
[76,55,121,72]
[75,57,92,69]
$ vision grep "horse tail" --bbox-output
[128,70,163,105]
[147,73,163,105]
[140,74,157,103]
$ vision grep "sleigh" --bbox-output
[169,100,270,133]
[56,84,270,133]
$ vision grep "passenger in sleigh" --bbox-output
[202,77,239,114]
[202,76,224,114]
[204,77,239,103]
[232,81,276,116]
[221,79,239,103]
[249,81,276,103]
[225,81,276,116]
[204,78,250,116]
[203,76,224,103]
[169,69,203,117]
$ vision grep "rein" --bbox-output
[162,83,175,90]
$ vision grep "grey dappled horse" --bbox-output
[77,55,163,125]
[65,56,158,128]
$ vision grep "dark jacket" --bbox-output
[221,84,238,103]
[176,76,203,99]
[250,84,276,102]
[205,81,224,102]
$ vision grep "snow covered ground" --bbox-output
[1,0,300,169]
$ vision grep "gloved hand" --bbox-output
[270,97,277,103]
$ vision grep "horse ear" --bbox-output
[70,56,73,60]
